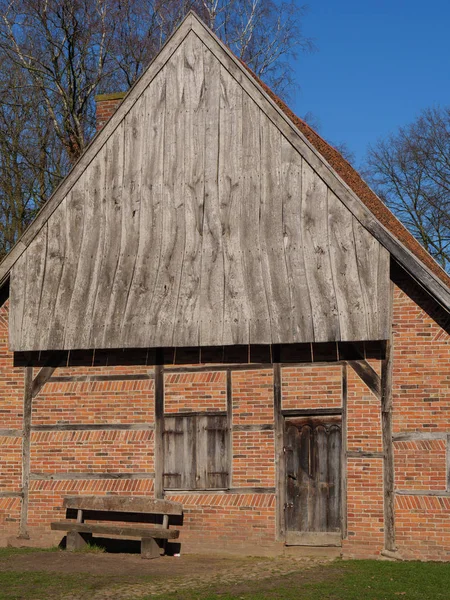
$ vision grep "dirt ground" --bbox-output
[0,550,335,599]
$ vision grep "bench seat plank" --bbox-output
[63,495,182,515]
[51,521,180,539]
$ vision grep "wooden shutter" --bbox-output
[196,415,229,489]
[163,416,196,489]
[163,414,229,490]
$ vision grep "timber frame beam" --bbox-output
[19,355,64,538]
[347,345,396,553]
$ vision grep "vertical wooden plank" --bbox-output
[21,225,48,351]
[381,285,396,551]
[241,94,271,344]
[154,350,164,499]
[90,123,125,348]
[226,369,233,488]
[199,44,224,346]
[9,253,27,351]
[182,415,197,489]
[281,138,314,343]
[285,423,299,531]
[50,186,85,349]
[36,202,67,350]
[102,96,144,348]
[274,359,285,540]
[313,424,328,532]
[163,416,182,489]
[260,117,292,344]
[377,246,391,340]
[328,190,368,341]
[173,33,205,346]
[122,72,166,347]
[204,415,228,488]
[327,424,342,531]
[341,364,348,539]
[218,66,248,345]
[149,44,186,346]
[353,220,384,340]
[77,146,108,348]
[19,366,33,538]
[301,163,340,342]
[63,150,106,349]
[299,424,312,531]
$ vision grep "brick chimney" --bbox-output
[95,92,126,132]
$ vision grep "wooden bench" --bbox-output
[51,496,183,559]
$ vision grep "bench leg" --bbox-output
[66,531,92,551]
[141,537,160,559]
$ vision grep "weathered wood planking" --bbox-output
[9,31,390,352]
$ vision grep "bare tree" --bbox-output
[365,107,450,270]
[0,0,313,256]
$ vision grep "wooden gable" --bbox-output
[9,15,391,352]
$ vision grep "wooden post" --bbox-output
[341,363,348,540]
[154,349,164,499]
[381,337,396,552]
[381,280,396,554]
[273,348,285,541]
[226,369,233,488]
[19,366,33,538]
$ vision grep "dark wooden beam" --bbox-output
[31,423,154,432]
[226,370,233,487]
[49,373,154,383]
[381,337,396,552]
[19,366,33,538]
[282,408,342,417]
[273,353,285,542]
[341,363,348,539]
[154,349,164,499]
[348,359,381,400]
[30,472,155,481]
[31,366,57,398]
[232,424,274,432]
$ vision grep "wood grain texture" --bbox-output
[63,495,182,515]
[9,31,390,352]
[3,11,450,329]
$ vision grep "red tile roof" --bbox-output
[246,67,450,289]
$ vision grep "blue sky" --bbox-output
[289,1,450,167]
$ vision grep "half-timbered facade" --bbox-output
[0,12,450,559]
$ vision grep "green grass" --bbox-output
[0,549,449,600]
[149,560,450,600]
[74,542,106,554]
[0,571,98,600]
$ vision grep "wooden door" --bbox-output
[284,416,342,546]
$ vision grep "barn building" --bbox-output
[0,12,450,560]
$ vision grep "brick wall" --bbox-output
[391,276,450,560]
[1,270,450,559]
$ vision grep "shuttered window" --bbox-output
[163,414,229,490]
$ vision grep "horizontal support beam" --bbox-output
[0,491,23,498]
[49,373,154,383]
[0,429,22,437]
[164,411,227,418]
[395,490,450,497]
[393,432,448,441]
[282,408,342,417]
[232,424,274,432]
[347,451,384,458]
[164,487,275,495]
[31,423,154,432]
[30,472,155,481]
